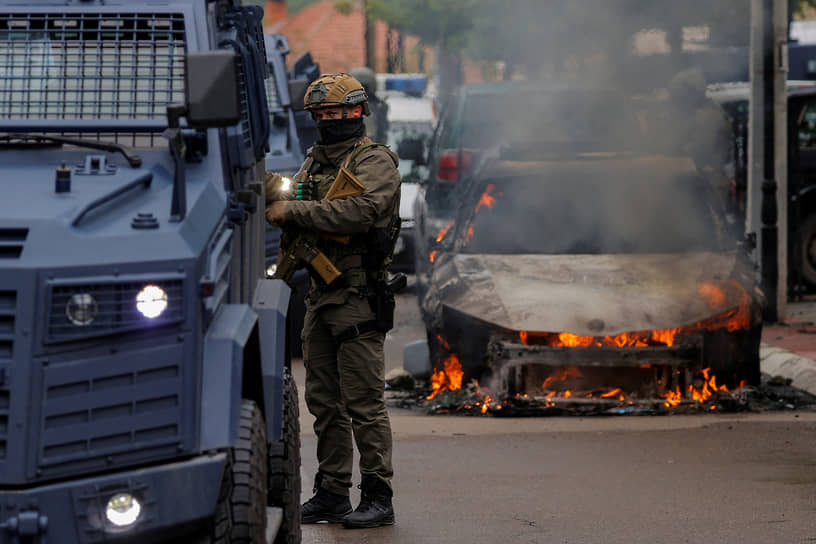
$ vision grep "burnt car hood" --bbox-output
[431,252,750,336]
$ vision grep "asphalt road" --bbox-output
[293,290,816,544]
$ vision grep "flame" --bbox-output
[435,221,455,243]
[542,366,583,389]
[474,184,499,213]
[518,280,753,350]
[661,368,746,406]
[436,334,451,351]
[698,281,726,310]
[426,353,464,400]
[464,185,501,246]
[601,388,622,398]
[426,335,463,400]
[429,250,437,263]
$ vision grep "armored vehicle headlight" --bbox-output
[105,493,142,528]
[66,293,98,326]
[136,285,168,319]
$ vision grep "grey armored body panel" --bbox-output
[0,1,298,542]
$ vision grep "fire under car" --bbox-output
[419,152,765,406]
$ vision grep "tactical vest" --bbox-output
[297,138,400,290]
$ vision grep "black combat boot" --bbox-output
[342,475,395,529]
[301,473,352,524]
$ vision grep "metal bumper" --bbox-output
[0,453,226,544]
[489,339,703,398]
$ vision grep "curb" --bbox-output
[759,343,816,396]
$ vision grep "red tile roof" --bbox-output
[267,1,429,74]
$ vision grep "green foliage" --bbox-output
[797,0,816,19]
[288,0,322,14]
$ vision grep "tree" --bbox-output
[797,0,816,19]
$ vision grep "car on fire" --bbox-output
[420,147,765,404]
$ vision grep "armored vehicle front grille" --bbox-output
[0,12,186,132]
[39,345,184,474]
[0,228,26,259]
[0,290,14,361]
[47,279,184,344]
[0,291,12,461]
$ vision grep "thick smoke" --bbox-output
[448,0,750,255]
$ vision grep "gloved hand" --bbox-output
[265,172,294,205]
[266,201,288,227]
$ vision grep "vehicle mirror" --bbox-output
[398,138,426,165]
[184,51,241,128]
[288,79,310,112]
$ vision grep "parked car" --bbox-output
[421,151,764,401]
[384,91,436,273]
[708,81,816,294]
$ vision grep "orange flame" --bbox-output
[601,388,622,398]
[698,282,726,310]
[436,334,451,351]
[542,366,583,389]
[474,184,499,213]
[429,250,437,263]
[426,353,464,400]
[517,280,753,350]
[661,368,747,407]
[435,221,455,243]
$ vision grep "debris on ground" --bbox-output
[385,368,416,391]
[385,373,816,416]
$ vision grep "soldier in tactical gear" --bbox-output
[350,66,389,144]
[265,72,400,529]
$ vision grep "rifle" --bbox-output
[266,167,365,286]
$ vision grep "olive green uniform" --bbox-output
[284,136,400,496]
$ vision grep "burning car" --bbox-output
[421,152,764,407]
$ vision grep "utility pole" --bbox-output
[775,0,789,321]
[748,0,788,322]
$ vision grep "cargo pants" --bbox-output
[302,290,394,496]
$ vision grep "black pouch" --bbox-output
[368,273,407,332]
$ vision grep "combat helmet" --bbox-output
[304,73,371,116]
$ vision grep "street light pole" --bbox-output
[750,0,788,322]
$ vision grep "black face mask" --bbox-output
[317,117,365,145]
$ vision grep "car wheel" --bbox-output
[800,213,816,288]
[209,399,268,543]
[268,369,301,544]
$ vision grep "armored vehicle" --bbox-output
[262,33,318,358]
[0,1,300,542]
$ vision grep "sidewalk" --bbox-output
[760,297,816,395]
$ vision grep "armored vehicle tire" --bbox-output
[268,369,301,544]
[206,400,269,543]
